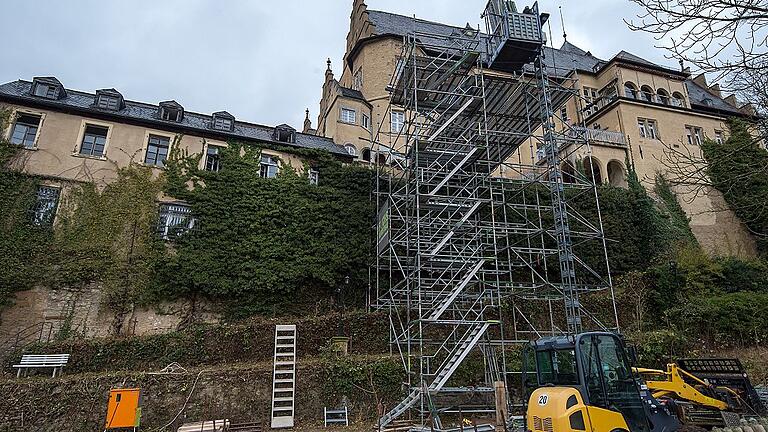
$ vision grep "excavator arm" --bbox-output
[634,364,730,411]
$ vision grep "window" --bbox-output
[274,126,296,143]
[260,155,279,178]
[34,83,58,99]
[560,105,568,122]
[391,111,405,133]
[362,148,372,162]
[158,203,195,240]
[362,113,371,130]
[715,130,724,145]
[212,112,235,131]
[344,143,358,157]
[96,95,120,111]
[657,89,670,105]
[213,117,232,131]
[309,169,319,186]
[31,186,60,226]
[637,118,659,140]
[10,113,42,149]
[583,87,598,115]
[159,101,184,122]
[353,68,363,91]
[624,82,638,99]
[340,108,356,124]
[640,85,654,102]
[144,135,170,167]
[671,92,685,107]
[79,124,109,157]
[205,146,221,172]
[686,126,703,146]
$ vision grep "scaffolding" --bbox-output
[371,1,618,428]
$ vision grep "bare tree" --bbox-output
[626,0,768,85]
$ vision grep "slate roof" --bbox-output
[364,9,744,116]
[339,86,366,101]
[365,9,603,76]
[684,79,743,115]
[0,79,350,158]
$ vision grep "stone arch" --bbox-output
[672,91,686,107]
[640,85,654,102]
[657,88,670,105]
[361,147,372,162]
[624,81,638,99]
[344,143,358,158]
[561,161,576,183]
[607,159,627,187]
[583,156,603,184]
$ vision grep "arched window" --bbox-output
[657,88,670,105]
[607,160,627,187]
[377,153,387,165]
[624,82,638,99]
[583,156,602,184]
[640,85,654,102]
[672,92,685,107]
[361,148,372,162]
[344,143,358,158]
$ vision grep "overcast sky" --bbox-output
[0,0,673,130]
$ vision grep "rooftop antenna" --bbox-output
[559,6,567,43]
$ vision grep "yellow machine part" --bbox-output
[528,387,629,432]
[634,364,730,411]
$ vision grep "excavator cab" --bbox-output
[523,332,679,432]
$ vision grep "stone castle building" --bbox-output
[311,0,758,256]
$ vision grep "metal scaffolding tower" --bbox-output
[372,1,618,428]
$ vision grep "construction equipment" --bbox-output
[636,359,766,428]
[523,332,680,432]
[524,333,766,432]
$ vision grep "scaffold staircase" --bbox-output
[270,324,296,429]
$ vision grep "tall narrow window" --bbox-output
[353,68,363,91]
[205,146,221,172]
[10,113,42,149]
[362,113,371,130]
[260,155,279,178]
[309,169,319,185]
[686,126,703,146]
[31,186,60,226]
[391,111,405,133]
[158,203,195,240]
[340,108,356,124]
[145,135,170,167]
[637,118,659,140]
[715,130,724,145]
[79,124,109,157]
[583,87,598,115]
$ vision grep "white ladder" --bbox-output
[271,324,297,429]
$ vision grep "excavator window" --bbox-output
[536,349,578,385]
[579,335,650,432]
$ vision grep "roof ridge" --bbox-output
[367,9,481,32]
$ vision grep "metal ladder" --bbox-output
[271,324,296,429]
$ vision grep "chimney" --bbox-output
[709,83,722,97]
[725,94,738,107]
[682,66,691,75]
[693,73,708,88]
[303,109,313,134]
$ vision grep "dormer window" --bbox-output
[31,77,65,100]
[212,111,235,131]
[94,89,124,111]
[159,101,184,122]
[273,124,296,143]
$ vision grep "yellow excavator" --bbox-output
[522,332,765,432]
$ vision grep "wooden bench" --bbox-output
[13,354,70,378]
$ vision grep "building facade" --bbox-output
[315,0,757,256]
[0,76,350,228]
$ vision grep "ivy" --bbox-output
[702,118,768,255]
[157,141,373,316]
